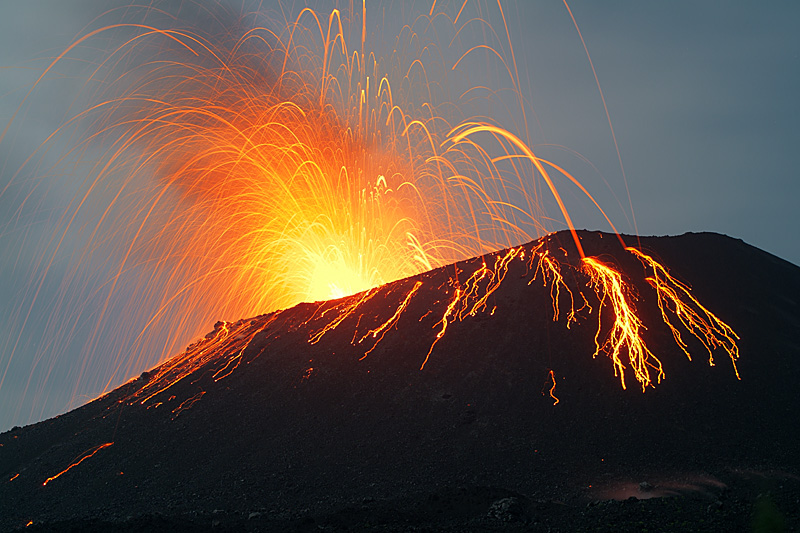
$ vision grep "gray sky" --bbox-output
[1,1,798,431]
[514,2,799,262]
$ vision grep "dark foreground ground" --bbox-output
[21,471,800,532]
[2,231,799,532]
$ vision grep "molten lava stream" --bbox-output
[42,442,114,486]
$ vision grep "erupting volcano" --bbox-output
[0,0,735,424]
[2,229,799,530]
[1,1,798,531]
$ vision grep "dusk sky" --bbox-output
[1,1,798,431]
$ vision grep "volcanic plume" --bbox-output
[1,1,632,423]
[1,230,798,531]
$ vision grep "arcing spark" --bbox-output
[1,2,579,419]
[42,442,114,486]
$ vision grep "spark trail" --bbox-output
[546,370,560,406]
[42,442,114,486]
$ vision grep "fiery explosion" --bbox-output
[1,1,739,429]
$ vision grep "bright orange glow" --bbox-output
[626,247,740,378]
[581,256,664,391]
[546,370,560,405]
[4,2,605,412]
[9,473,19,482]
[0,3,744,420]
[42,442,113,486]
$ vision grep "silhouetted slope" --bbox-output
[1,231,798,531]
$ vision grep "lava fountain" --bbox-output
[0,1,738,428]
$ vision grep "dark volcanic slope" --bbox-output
[1,230,798,531]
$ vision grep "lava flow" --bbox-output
[42,442,114,486]
[627,247,740,377]
[115,231,740,421]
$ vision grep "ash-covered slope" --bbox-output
[1,230,798,531]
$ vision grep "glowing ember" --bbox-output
[527,243,585,325]
[420,247,523,369]
[546,370,560,406]
[42,442,114,486]
[172,391,206,419]
[422,286,463,371]
[130,316,277,409]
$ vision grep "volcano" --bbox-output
[1,230,798,532]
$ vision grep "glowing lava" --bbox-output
[3,2,567,407]
[627,247,740,377]
[0,2,741,425]
[582,256,664,391]
[104,231,741,426]
[42,442,114,486]
[546,370,560,406]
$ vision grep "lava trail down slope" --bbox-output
[1,230,798,531]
